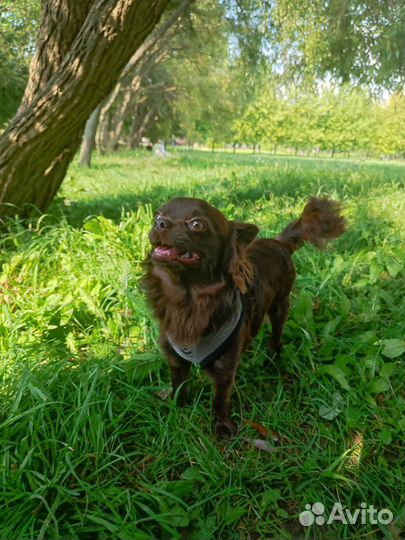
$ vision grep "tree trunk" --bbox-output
[96,83,123,152]
[19,1,93,110]
[130,108,153,149]
[79,104,102,167]
[97,100,112,154]
[110,88,133,151]
[0,0,170,219]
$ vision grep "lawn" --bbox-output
[0,149,404,539]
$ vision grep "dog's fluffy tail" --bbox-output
[277,197,346,253]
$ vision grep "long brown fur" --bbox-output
[142,196,345,438]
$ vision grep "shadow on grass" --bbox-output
[53,160,404,228]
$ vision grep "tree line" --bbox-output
[233,88,405,158]
[71,2,404,160]
[0,0,404,218]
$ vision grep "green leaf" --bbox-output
[43,293,63,309]
[261,488,282,510]
[163,479,196,498]
[121,353,161,381]
[27,383,49,402]
[332,255,346,273]
[223,506,246,525]
[339,294,351,317]
[83,217,104,235]
[78,287,105,319]
[385,255,402,278]
[322,317,341,337]
[381,339,405,359]
[293,291,314,325]
[168,506,189,528]
[335,355,354,370]
[319,392,344,420]
[368,378,390,394]
[369,261,382,284]
[276,508,289,519]
[379,429,392,445]
[181,467,204,482]
[195,516,216,540]
[86,514,118,533]
[358,331,377,343]
[380,362,396,378]
[66,332,78,355]
[317,365,351,391]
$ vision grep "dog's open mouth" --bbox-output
[152,245,201,265]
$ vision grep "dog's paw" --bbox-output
[214,419,238,440]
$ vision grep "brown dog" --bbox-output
[143,197,345,438]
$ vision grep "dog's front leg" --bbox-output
[268,296,290,355]
[205,359,238,439]
[164,354,191,408]
[161,339,191,406]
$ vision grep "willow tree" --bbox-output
[0,0,169,219]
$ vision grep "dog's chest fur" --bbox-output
[146,265,235,346]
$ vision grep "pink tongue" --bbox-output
[154,246,179,259]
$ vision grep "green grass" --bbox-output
[0,149,404,539]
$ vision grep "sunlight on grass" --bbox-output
[348,432,364,469]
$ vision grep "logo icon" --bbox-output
[299,502,393,527]
[299,502,325,526]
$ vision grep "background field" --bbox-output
[1,149,404,539]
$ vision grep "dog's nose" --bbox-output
[156,216,172,230]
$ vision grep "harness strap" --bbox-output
[167,292,245,368]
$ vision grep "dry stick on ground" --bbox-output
[0,0,170,219]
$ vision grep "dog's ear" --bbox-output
[227,221,259,294]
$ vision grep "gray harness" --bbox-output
[167,292,244,368]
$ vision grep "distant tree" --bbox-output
[285,95,319,154]
[94,0,233,151]
[0,0,169,219]
[83,0,194,157]
[233,83,386,157]
[79,105,102,167]
[374,94,405,157]
[0,1,39,125]
[272,0,405,91]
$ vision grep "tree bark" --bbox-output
[0,0,170,219]
[19,0,93,110]
[79,104,101,167]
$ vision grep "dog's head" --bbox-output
[149,197,259,293]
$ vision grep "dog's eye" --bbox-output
[188,219,205,231]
